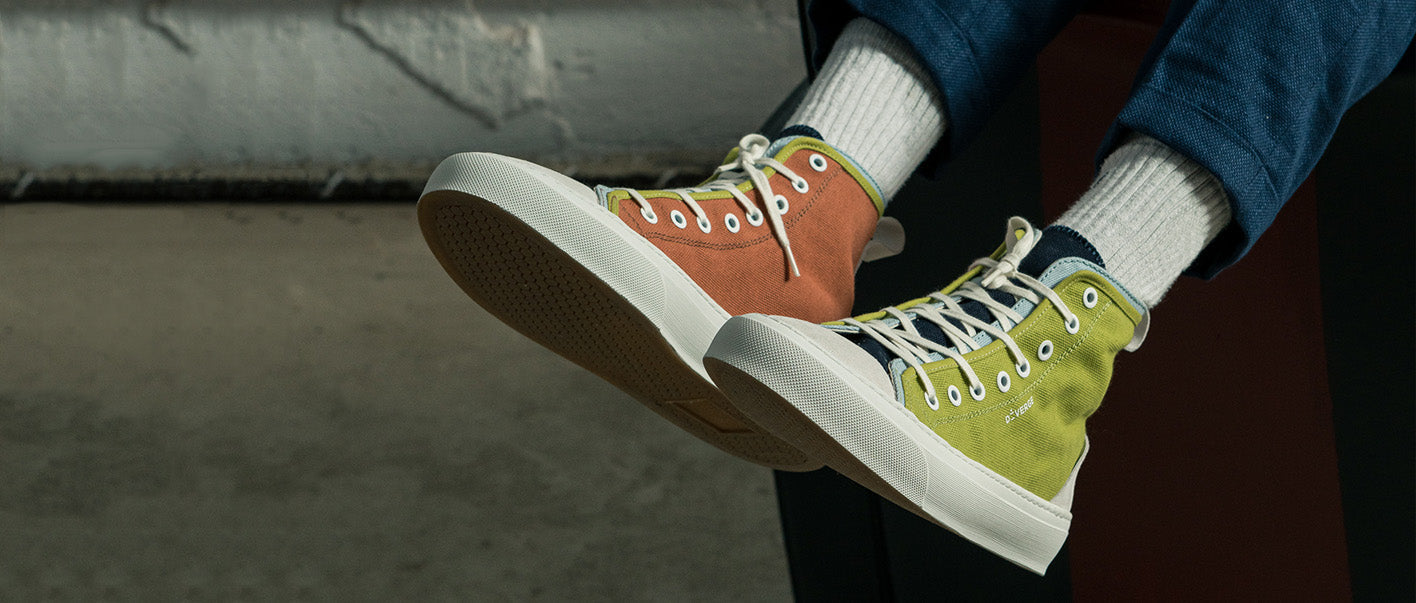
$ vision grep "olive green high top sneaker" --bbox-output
[704,217,1149,574]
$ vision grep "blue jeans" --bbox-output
[802,0,1415,277]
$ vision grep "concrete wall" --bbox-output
[0,0,805,179]
[0,2,805,598]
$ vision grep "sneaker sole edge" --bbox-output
[417,152,821,471]
[705,315,1075,574]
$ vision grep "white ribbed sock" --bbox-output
[786,18,946,202]
[1055,135,1232,308]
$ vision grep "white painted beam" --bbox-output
[0,1,804,177]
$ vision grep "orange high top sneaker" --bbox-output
[417,129,893,470]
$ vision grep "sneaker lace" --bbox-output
[844,218,1081,407]
[618,134,806,277]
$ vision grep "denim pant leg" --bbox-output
[802,0,1087,168]
[1098,0,1416,277]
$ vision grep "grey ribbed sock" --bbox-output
[1054,135,1232,308]
[786,18,946,202]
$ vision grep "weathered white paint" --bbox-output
[0,0,804,172]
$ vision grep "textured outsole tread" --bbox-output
[418,191,818,471]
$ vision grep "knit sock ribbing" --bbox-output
[1054,135,1232,308]
[786,18,946,202]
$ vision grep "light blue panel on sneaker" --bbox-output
[1039,258,1147,314]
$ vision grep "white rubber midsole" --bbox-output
[420,152,730,378]
[707,314,1084,574]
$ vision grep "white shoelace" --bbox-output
[845,218,1080,407]
[618,134,807,277]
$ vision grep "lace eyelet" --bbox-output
[792,178,809,194]
[1037,340,1054,361]
[947,385,962,407]
[969,383,986,401]
[925,393,940,411]
[1083,287,1099,309]
[997,371,1011,393]
[670,210,687,229]
[746,210,764,226]
[1015,361,1030,378]
[640,205,658,224]
[774,195,789,215]
[697,215,712,233]
[1065,315,1081,334]
[809,153,828,172]
[724,214,741,233]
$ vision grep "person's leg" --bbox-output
[705,0,1416,572]
[803,0,1089,173]
[788,0,1090,196]
[781,0,1090,200]
[1052,133,1229,307]
[1049,0,1415,308]
[784,18,945,201]
[1077,0,1416,285]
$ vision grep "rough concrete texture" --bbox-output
[0,203,790,600]
[0,1,804,172]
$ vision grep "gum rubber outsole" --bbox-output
[416,153,821,471]
[705,315,1080,574]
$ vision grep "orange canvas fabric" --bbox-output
[613,141,883,323]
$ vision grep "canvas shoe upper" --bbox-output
[704,217,1149,572]
[417,129,893,471]
[599,129,892,323]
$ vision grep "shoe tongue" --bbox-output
[1017,225,1105,277]
[763,125,826,157]
[846,225,1104,370]
[775,124,823,141]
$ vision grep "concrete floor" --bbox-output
[0,203,790,601]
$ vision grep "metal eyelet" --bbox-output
[1037,340,1054,361]
[809,153,828,172]
[670,210,687,229]
[746,210,764,226]
[997,371,1011,393]
[969,383,986,401]
[640,205,658,223]
[792,178,809,194]
[774,195,789,215]
[925,393,940,411]
[697,215,711,233]
[725,214,741,233]
[1015,361,1030,378]
[947,385,962,407]
[1083,287,1099,309]
[1065,315,1081,334]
